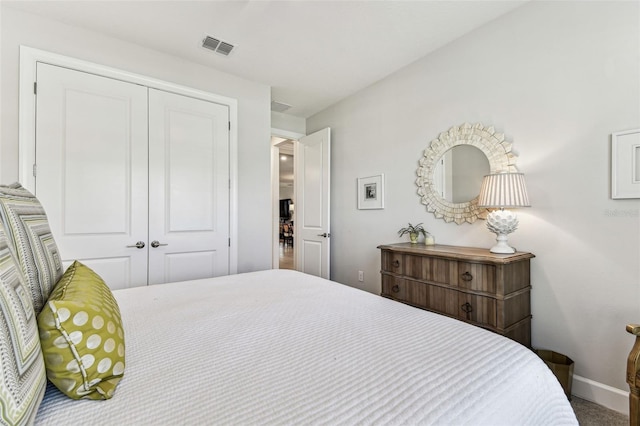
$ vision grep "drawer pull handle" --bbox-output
[461,302,473,313]
[392,285,400,293]
[461,272,473,282]
[392,260,400,268]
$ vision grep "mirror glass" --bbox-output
[433,145,490,203]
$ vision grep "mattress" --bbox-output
[36,269,577,425]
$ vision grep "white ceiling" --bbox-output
[5,0,527,118]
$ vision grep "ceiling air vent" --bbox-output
[216,41,234,56]
[271,100,292,113]
[202,35,234,56]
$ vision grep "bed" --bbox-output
[0,183,578,425]
[35,270,577,425]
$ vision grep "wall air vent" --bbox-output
[202,35,234,56]
[271,100,292,113]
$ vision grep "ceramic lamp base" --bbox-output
[486,209,519,254]
[490,234,516,254]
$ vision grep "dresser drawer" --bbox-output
[382,275,427,307]
[381,274,405,299]
[458,293,497,328]
[405,255,455,285]
[456,262,497,294]
[423,283,459,317]
[381,250,404,275]
[422,283,497,327]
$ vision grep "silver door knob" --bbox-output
[151,240,168,248]
[126,241,145,249]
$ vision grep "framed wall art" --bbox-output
[358,174,385,209]
[611,128,640,199]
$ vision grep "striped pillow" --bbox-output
[0,219,47,425]
[0,183,63,314]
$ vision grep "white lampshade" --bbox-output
[478,173,530,254]
[478,173,530,208]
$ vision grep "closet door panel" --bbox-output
[62,90,130,234]
[35,63,149,290]
[148,89,230,285]
[167,110,215,231]
[164,251,216,283]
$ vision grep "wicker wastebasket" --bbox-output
[535,349,574,400]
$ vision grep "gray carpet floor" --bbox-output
[570,397,628,425]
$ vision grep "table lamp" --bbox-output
[477,172,530,254]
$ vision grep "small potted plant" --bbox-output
[398,222,427,244]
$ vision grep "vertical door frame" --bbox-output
[270,128,304,269]
[18,46,239,274]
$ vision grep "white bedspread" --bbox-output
[36,269,577,425]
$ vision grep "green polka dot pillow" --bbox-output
[37,261,125,400]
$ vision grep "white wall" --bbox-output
[308,1,639,412]
[271,111,306,135]
[0,6,272,273]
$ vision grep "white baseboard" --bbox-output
[572,374,629,415]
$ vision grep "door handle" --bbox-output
[317,233,331,238]
[150,240,168,248]
[126,241,145,249]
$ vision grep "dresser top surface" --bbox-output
[377,243,534,263]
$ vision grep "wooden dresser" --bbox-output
[378,243,534,347]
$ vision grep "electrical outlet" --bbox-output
[358,270,364,282]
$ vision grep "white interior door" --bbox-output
[34,63,149,289]
[147,89,230,284]
[295,128,330,278]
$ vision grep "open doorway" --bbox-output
[272,135,298,270]
[271,128,331,276]
[277,139,294,269]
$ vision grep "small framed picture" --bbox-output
[357,174,385,209]
[612,129,640,199]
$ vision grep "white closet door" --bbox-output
[147,89,230,284]
[35,63,149,289]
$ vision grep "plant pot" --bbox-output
[409,232,418,244]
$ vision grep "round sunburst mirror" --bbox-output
[415,123,519,224]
